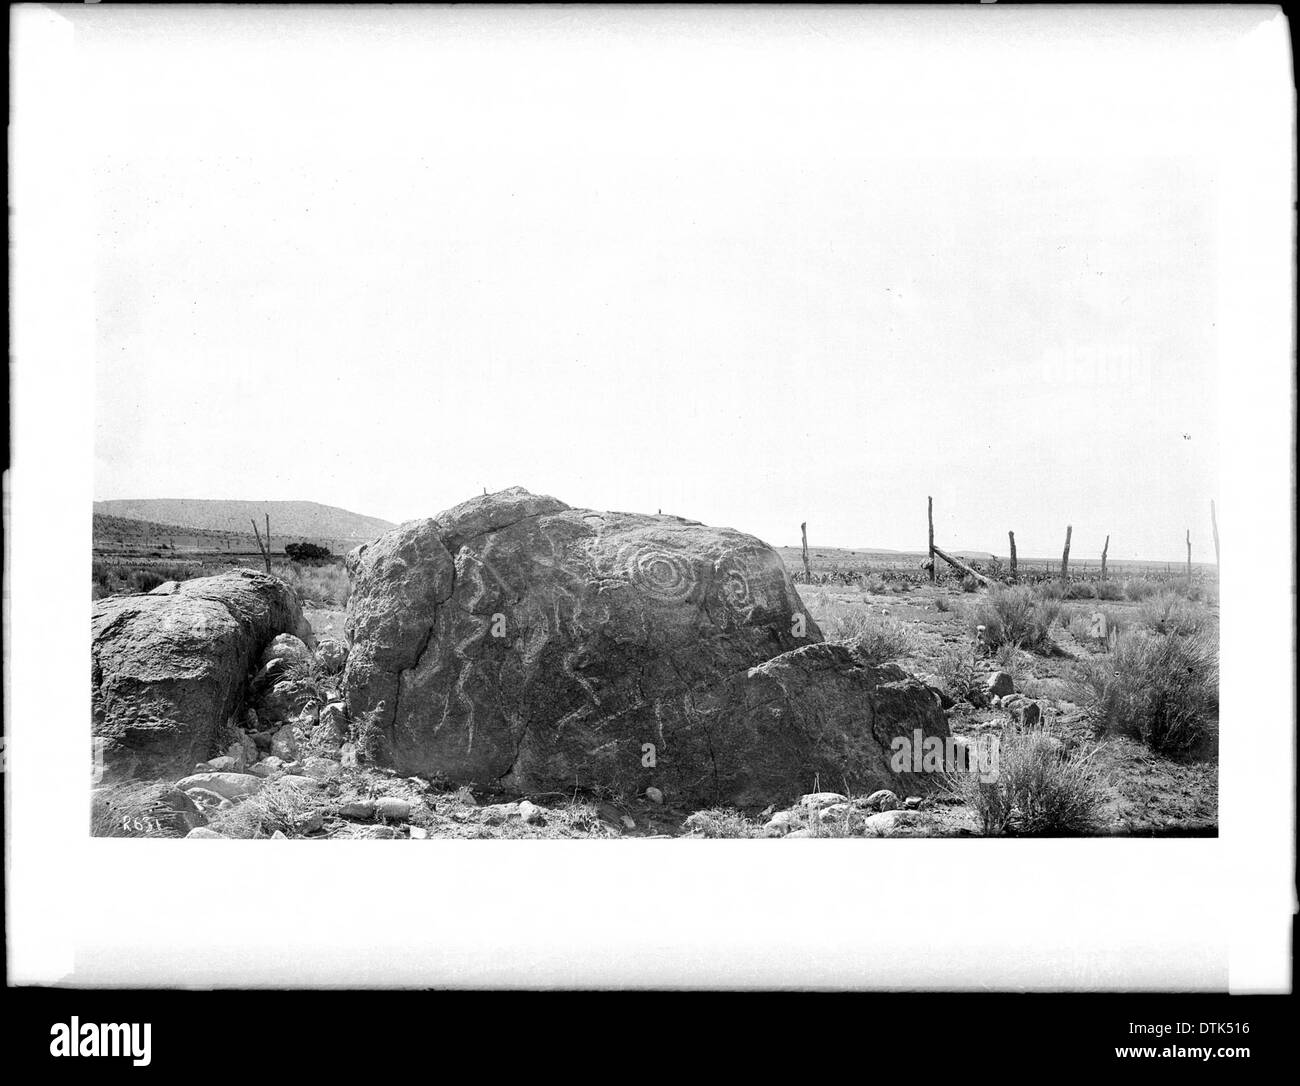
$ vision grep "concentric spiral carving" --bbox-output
[620,543,695,603]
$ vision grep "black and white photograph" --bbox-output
[6,0,1295,1050]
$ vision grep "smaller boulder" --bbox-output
[861,789,901,812]
[270,724,299,761]
[186,827,226,839]
[1009,701,1043,728]
[261,633,313,670]
[800,792,849,810]
[644,786,664,804]
[985,672,1015,698]
[517,800,544,825]
[338,799,375,819]
[316,639,348,674]
[374,797,411,821]
[175,772,264,801]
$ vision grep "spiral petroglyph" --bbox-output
[620,543,696,603]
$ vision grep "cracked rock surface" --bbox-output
[342,487,950,807]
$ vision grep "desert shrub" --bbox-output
[953,728,1109,835]
[207,779,332,839]
[1138,592,1212,637]
[1094,580,1124,601]
[1033,580,1067,601]
[966,587,1060,653]
[286,541,332,562]
[993,642,1030,681]
[1063,581,1097,600]
[819,602,914,663]
[959,574,980,593]
[273,560,350,607]
[934,595,952,613]
[1069,628,1218,755]
[1122,577,1160,601]
[860,573,888,594]
[934,643,976,702]
[681,808,761,838]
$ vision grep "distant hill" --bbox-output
[93,500,395,543]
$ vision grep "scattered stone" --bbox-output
[517,800,544,824]
[283,760,305,775]
[261,633,314,669]
[409,826,429,839]
[316,638,348,674]
[338,800,375,819]
[300,812,324,834]
[270,724,299,761]
[186,827,226,839]
[903,797,923,809]
[783,829,811,839]
[1009,701,1043,728]
[374,797,411,821]
[862,810,921,836]
[644,786,664,805]
[175,772,264,801]
[262,682,316,727]
[479,802,520,824]
[316,702,349,749]
[271,830,288,840]
[763,809,803,832]
[303,757,342,781]
[620,815,636,830]
[196,755,241,774]
[861,789,901,812]
[800,792,849,810]
[985,671,1015,698]
[819,803,853,818]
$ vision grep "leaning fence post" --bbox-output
[800,522,811,583]
[1059,525,1072,584]
[251,516,272,574]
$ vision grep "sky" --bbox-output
[81,6,1248,560]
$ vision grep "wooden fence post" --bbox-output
[251,516,272,574]
[1060,525,1072,584]
[1186,529,1192,587]
[1008,530,1017,581]
[800,522,811,583]
[927,497,936,583]
[1100,534,1109,581]
[1210,500,1220,571]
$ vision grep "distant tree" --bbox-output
[286,541,331,563]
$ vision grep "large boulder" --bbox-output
[92,570,310,781]
[342,488,949,806]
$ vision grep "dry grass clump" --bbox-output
[206,779,332,839]
[816,599,914,664]
[681,808,762,838]
[953,728,1110,836]
[272,560,350,607]
[1069,628,1218,756]
[1138,592,1214,637]
[1122,577,1160,601]
[965,586,1060,653]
